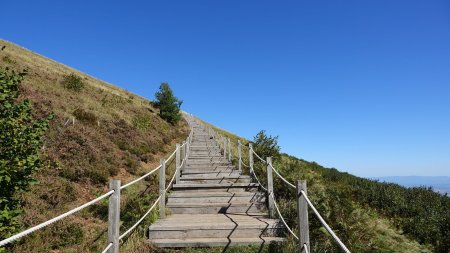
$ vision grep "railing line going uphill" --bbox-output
[207,122,351,253]
[0,114,196,253]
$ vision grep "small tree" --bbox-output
[0,68,53,241]
[252,130,281,161]
[154,82,182,125]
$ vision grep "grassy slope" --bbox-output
[0,39,189,252]
[202,123,434,253]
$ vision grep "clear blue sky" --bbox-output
[2,0,450,177]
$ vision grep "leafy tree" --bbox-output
[252,130,281,161]
[0,68,53,241]
[154,82,182,125]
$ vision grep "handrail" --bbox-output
[301,190,351,253]
[120,165,161,190]
[269,163,296,189]
[250,145,351,252]
[269,192,299,240]
[0,190,114,247]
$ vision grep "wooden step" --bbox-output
[149,214,283,239]
[168,191,265,204]
[150,237,285,248]
[167,201,266,214]
[180,176,251,184]
[172,183,260,192]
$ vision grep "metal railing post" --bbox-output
[238,140,242,173]
[266,157,274,218]
[107,180,121,253]
[159,159,166,219]
[297,180,310,253]
[176,144,180,184]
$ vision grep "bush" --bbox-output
[154,82,182,125]
[62,73,84,92]
[0,68,53,241]
[252,130,281,161]
[73,108,97,125]
[132,113,151,130]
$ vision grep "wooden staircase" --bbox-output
[148,123,285,248]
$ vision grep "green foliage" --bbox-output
[132,113,151,130]
[61,73,84,92]
[252,130,281,161]
[72,108,97,125]
[0,68,53,240]
[154,82,182,125]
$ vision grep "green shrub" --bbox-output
[2,56,15,65]
[62,73,84,92]
[51,223,83,249]
[132,113,151,130]
[0,67,53,241]
[154,82,182,125]
[73,108,97,125]
[124,152,139,175]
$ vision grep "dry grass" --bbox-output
[0,39,189,252]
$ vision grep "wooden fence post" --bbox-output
[297,180,310,253]
[159,159,166,219]
[228,138,231,162]
[266,157,274,218]
[108,180,120,253]
[182,141,186,172]
[249,143,254,182]
[238,140,242,173]
[223,138,227,158]
[175,144,180,184]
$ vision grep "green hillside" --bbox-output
[0,39,189,252]
[205,125,449,253]
[1,39,448,253]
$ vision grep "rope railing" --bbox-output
[269,192,299,240]
[101,243,113,253]
[119,195,162,240]
[0,190,114,247]
[301,190,351,253]
[120,165,161,190]
[248,145,351,253]
[250,147,267,164]
[269,163,296,189]
[0,125,194,251]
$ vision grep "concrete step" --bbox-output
[168,191,265,204]
[150,237,285,248]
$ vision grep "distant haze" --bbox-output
[371,176,450,195]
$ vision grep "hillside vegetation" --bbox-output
[206,124,449,253]
[1,39,448,253]
[0,39,189,252]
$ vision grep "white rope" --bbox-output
[251,148,267,164]
[303,244,309,253]
[251,168,268,192]
[101,242,113,253]
[165,149,177,162]
[119,195,162,240]
[165,166,178,192]
[301,190,351,253]
[241,159,249,168]
[0,190,114,247]
[269,163,296,189]
[120,165,161,190]
[269,192,299,240]
[119,157,186,240]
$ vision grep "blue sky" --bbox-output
[2,0,450,177]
